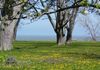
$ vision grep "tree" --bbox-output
[23,0,66,46]
[0,0,26,51]
[77,13,100,41]
[76,0,100,41]
[25,0,78,46]
[61,0,100,44]
[55,0,67,46]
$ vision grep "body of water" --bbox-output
[16,36,56,41]
[16,35,100,41]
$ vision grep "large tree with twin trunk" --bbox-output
[25,0,78,46]
[0,0,27,51]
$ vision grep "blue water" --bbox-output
[16,35,56,41]
[16,35,100,41]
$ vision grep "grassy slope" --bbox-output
[0,41,100,70]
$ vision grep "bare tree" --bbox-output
[77,13,100,41]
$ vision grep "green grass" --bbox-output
[0,41,100,70]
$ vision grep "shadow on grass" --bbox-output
[70,42,100,47]
[14,41,56,50]
[66,52,100,60]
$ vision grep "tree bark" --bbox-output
[66,27,72,44]
[13,13,22,41]
[56,0,66,46]
[56,29,65,46]
[0,20,17,50]
[0,1,23,51]
[66,8,78,44]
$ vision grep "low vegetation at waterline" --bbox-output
[0,41,100,70]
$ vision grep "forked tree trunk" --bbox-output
[0,2,23,51]
[56,0,66,46]
[47,0,67,46]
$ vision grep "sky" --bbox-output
[16,13,100,37]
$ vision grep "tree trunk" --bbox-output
[56,28,65,46]
[13,13,22,41]
[66,8,78,44]
[66,27,72,44]
[56,0,66,46]
[0,1,23,51]
[0,21,16,50]
[66,19,74,44]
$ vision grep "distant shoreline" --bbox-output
[16,35,100,41]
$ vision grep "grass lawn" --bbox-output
[0,41,100,70]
